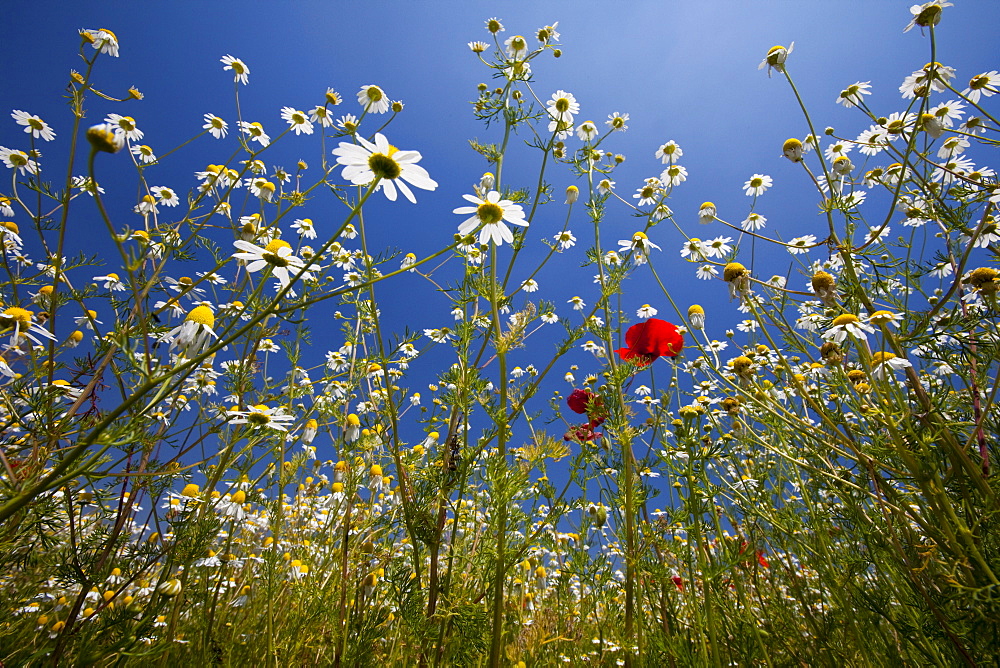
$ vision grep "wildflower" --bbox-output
[899,62,955,99]
[904,1,952,33]
[615,318,683,366]
[277,106,312,135]
[565,185,579,204]
[831,155,853,176]
[232,238,311,290]
[358,85,390,114]
[568,296,585,311]
[309,105,335,127]
[963,71,1000,104]
[1,147,39,174]
[811,271,837,306]
[824,313,875,344]
[836,81,872,107]
[637,304,658,318]
[660,164,688,187]
[741,212,767,231]
[680,237,709,261]
[688,304,705,330]
[454,190,528,246]
[782,137,803,162]
[424,327,454,343]
[229,404,294,431]
[546,90,579,124]
[606,112,629,131]
[706,236,733,258]
[11,111,56,142]
[203,114,228,139]
[576,121,598,142]
[247,178,275,202]
[787,235,817,254]
[130,144,156,164]
[239,121,270,147]
[485,17,504,33]
[151,186,179,207]
[1,306,57,346]
[332,132,437,203]
[302,418,318,445]
[291,218,317,239]
[521,278,539,292]
[80,28,119,57]
[759,43,793,76]
[161,305,218,355]
[723,262,750,301]
[655,141,682,164]
[105,113,142,141]
[871,351,912,380]
[158,579,183,597]
[966,267,999,293]
[221,55,250,84]
[504,35,528,60]
[468,41,489,53]
[698,202,716,224]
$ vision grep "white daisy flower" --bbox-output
[130,144,157,164]
[239,121,270,147]
[105,113,143,141]
[823,313,875,344]
[232,239,311,290]
[11,110,56,141]
[357,85,390,114]
[454,190,527,246]
[291,218,317,239]
[743,174,772,197]
[655,140,682,164]
[80,28,119,57]
[836,81,872,107]
[160,305,219,356]
[221,55,249,84]
[280,107,313,135]
[331,132,437,203]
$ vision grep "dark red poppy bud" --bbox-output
[567,388,594,414]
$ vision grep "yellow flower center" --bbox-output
[366,87,384,102]
[2,221,19,234]
[868,310,896,325]
[723,263,746,282]
[263,239,292,267]
[871,351,897,364]
[368,147,401,180]
[2,307,33,327]
[832,314,859,327]
[185,305,215,327]
[248,410,271,426]
[477,201,504,225]
[969,74,989,91]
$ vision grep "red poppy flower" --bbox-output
[615,318,683,366]
[567,389,595,414]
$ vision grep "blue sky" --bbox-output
[3,2,998,490]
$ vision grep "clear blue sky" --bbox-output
[3,2,998,486]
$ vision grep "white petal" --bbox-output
[395,179,417,203]
[381,179,398,201]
